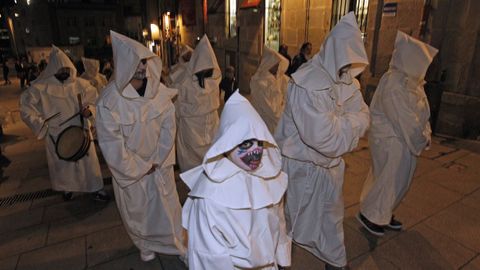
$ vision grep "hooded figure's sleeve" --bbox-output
[95,104,151,186]
[155,104,176,166]
[20,87,47,139]
[81,81,99,120]
[291,86,369,158]
[381,88,430,156]
[184,199,236,270]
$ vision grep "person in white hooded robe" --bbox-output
[274,12,370,269]
[182,91,291,270]
[20,45,107,201]
[175,35,221,172]
[357,31,438,236]
[167,44,193,87]
[95,31,186,262]
[80,57,108,94]
[250,46,289,133]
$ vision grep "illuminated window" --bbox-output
[226,0,237,38]
[264,0,281,50]
[331,0,369,36]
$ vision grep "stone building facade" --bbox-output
[172,0,480,139]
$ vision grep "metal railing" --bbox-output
[331,0,369,33]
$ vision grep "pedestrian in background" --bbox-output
[287,42,312,76]
[219,65,237,103]
[2,57,11,85]
[279,44,291,76]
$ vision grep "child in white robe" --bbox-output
[181,91,291,270]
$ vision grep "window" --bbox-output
[226,0,237,38]
[264,0,281,50]
[331,0,369,35]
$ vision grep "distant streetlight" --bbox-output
[14,13,19,18]
[27,0,31,5]
[150,23,160,41]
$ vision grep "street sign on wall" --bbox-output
[383,2,398,17]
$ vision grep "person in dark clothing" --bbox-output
[15,58,26,89]
[2,58,11,85]
[219,65,237,103]
[279,44,292,76]
[287,42,312,76]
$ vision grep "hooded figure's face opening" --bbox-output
[227,139,264,171]
[54,67,71,82]
[132,59,147,81]
[182,51,192,62]
[195,68,214,88]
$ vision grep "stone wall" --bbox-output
[428,0,480,139]
[281,0,332,56]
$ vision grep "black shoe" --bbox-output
[92,190,110,202]
[356,212,385,237]
[63,192,73,201]
[385,215,402,231]
[0,155,11,167]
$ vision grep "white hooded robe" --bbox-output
[80,57,108,94]
[20,45,103,192]
[182,92,291,270]
[274,12,370,267]
[359,31,438,225]
[95,31,186,255]
[250,46,289,133]
[176,35,221,172]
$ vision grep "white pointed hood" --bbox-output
[253,46,289,79]
[292,12,369,90]
[169,44,194,83]
[181,91,287,209]
[390,31,438,80]
[178,44,193,64]
[110,30,161,97]
[41,45,77,80]
[187,35,221,80]
[81,57,101,78]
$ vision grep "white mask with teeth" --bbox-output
[227,139,264,171]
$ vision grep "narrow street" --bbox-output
[0,78,479,270]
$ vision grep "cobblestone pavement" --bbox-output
[0,78,479,270]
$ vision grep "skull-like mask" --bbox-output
[227,139,264,171]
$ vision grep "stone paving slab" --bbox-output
[343,172,366,208]
[461,255,480,270]
[0,208,44,234]
[349,253,399,269]
[420,166,480,195]
[0,201,32,217]
[401,180,462,218]
[47,202,121,244]
[0,256,19,270]
[461,189,480,211]
[86,225,136,267]
[369,223,476,270]
[424,202,480,252]
[456,152,480,176]
[0,224,48,259]
[157,254,188,270]
[42,194,110,223]
[420,143,456,159]
[16,237,86,270]
[434,149,471,165]
[88,252,164,270]
[413,157,443,179]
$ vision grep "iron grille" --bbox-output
[331,0,369,34]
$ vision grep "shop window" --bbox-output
[331,0,369,35]
[226,0,237,38]
[264,0,281,50]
